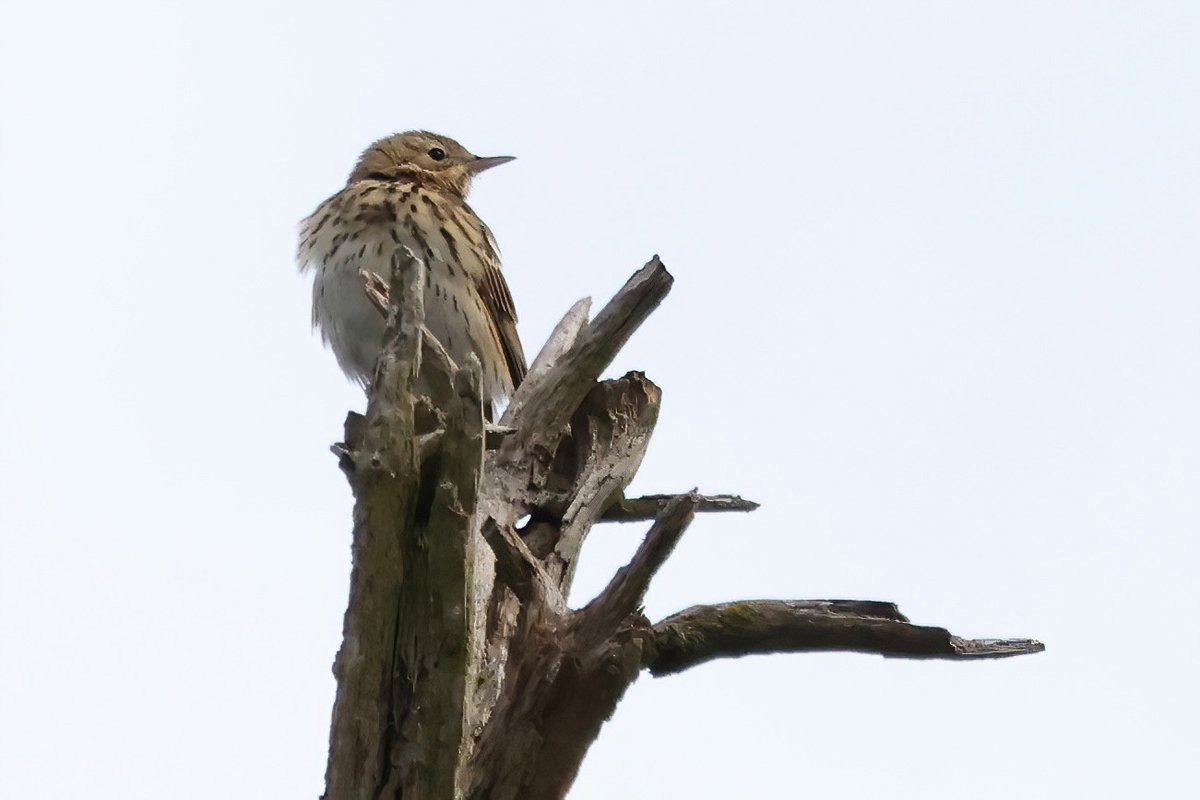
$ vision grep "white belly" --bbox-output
[303,225,510,409]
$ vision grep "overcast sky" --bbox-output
[2,2,1197,798]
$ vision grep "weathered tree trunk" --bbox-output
[320,252,1043,800]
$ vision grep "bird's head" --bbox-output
[346,130,514,197]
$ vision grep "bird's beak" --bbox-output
[466,155,516,174]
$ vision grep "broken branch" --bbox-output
[646,600,1046,676]
[600,493,759,522]
[581,493,699,634]
[503,257,673,451]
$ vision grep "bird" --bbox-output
[297,130,526,418]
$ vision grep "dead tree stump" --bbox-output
[320,252,1044,800]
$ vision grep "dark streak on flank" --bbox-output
[421,194,448,223]
[447,213,479,252]
[405,219,435,263]
[439,227,460,275]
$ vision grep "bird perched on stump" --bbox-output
[298,131,526,417]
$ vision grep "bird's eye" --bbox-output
[428,147,446,161]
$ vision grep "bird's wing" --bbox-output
[476,224,528,388]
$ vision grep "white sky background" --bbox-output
[2,1,1197,797]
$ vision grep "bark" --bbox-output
[320,253,1044,800]
[646,600,1045,676]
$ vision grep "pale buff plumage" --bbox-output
[297,131,526,414]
